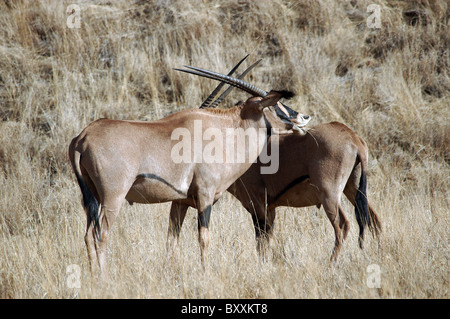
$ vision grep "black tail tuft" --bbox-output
[75,175,101,242]
[355,170,371,248]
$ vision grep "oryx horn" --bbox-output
[174,65,267,98]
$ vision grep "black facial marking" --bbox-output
[280,103,299,119]
[263,113,272,140]
[274,103,298,126]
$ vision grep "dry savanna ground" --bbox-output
[0,0,448,298]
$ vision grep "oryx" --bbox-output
[169,59,381,262]
[69,59,310,277]
[228,122,382,261]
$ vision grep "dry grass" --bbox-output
[0,0,448,298]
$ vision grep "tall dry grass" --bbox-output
[0,0,448,298]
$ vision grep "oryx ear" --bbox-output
[259,90,295,108]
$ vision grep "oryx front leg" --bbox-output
[167,201,189,254]
[252,206,276,260]
[197,204,212,271]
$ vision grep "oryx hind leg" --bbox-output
[94,194,126,280]
[85,209,99,275]
[339,206,350,241]
[321,192,345,262]
[81,173,101,275]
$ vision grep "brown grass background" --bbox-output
[0,0,448,298]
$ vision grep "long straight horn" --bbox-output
[209,59,262,108]
[200,55,249,109]
[174,66,267,98]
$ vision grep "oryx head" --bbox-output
[174,60,311,134]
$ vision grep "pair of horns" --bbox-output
[174,55,268,108]
[198,55,263,108]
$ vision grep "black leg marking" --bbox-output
[198,205,212,230]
